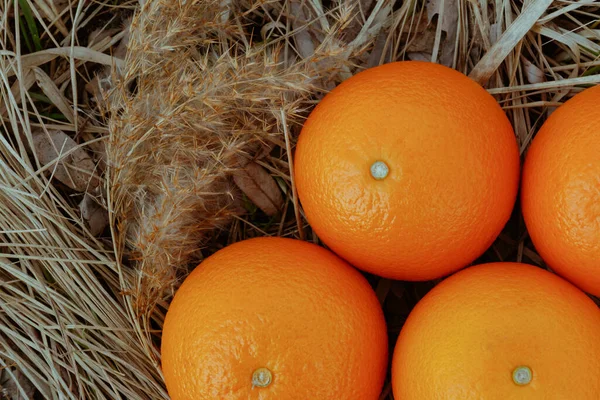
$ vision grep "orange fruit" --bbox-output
[392,262,600,399]
[521,85,600,296]
[161,237,388,400]
[294,61,520,281]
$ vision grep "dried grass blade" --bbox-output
[538,0,597,24]
[488,74,600,94]
[32,67,75,123]
[469,0,554,84]
[280,108,304,241]
[0,69,35,117]
[6,47,124,77]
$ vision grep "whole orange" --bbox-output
[161,237,388,400]
[392,262,600,399]
[294,61,520,281]
[521,85,600,296]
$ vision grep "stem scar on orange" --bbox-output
[392,262,600,399]
[161,237,388,400]
[521,84,600,296]
[294,61,520,281]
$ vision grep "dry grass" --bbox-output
[1,0,599,398]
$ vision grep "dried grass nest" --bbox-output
[1,0,600,398]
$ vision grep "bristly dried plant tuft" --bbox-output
[105,0,384,342]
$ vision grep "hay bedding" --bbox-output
[0,0,599,398]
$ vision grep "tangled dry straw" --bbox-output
[109,0,313,328]
[106,0,382,369]
[1,0,600,398]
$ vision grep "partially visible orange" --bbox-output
[161,237,388,400]
[522,85,600,296]
[392,262,600,399]
[294,61,520,281]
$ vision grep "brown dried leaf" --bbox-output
[427,0,459,65]
[79,194,109,236]
[427,0,458,34]
[233,162,283,216]
[32,130,99,192]
[406,25,437,53]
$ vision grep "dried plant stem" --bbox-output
[280,108,305,241]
